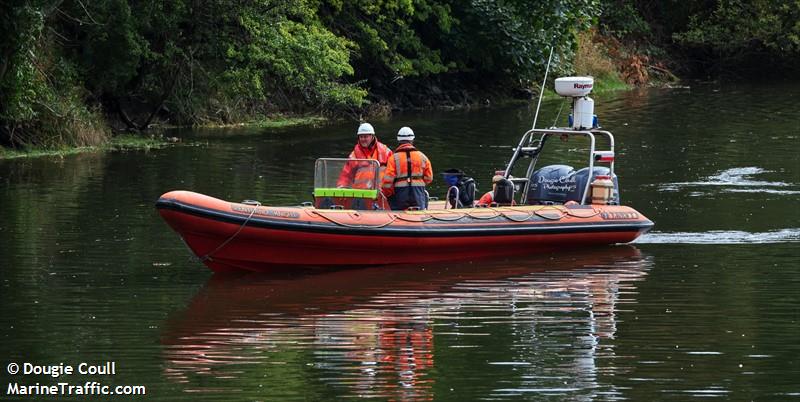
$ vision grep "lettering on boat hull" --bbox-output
[600,211,639,220]
[231,205,300,219]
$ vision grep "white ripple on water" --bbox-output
[676,388,731,395]
[489,361,533,366]
[658,167,796,192]
[493,387,581,393]
[721,188,800,194]
[634,228,800,244]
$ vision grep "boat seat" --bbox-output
[492,178,515,206]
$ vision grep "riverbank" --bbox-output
[0,83,627,161]
[0,115,331,160]
[0,135,169,160]
[0,29,666,161]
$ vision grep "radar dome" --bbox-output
[555,77,594,97]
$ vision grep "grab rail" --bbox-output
[505,128,615,205]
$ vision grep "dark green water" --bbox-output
[1,82,798,400]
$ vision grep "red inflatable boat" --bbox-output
[156,185,652,272]
[157,79,654,273]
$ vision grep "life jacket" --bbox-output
[478,191,494,206]
[384,144,432,189]
[338,141,393,189]
[351,141,392,188]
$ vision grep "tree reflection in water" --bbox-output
[162,246,652,399]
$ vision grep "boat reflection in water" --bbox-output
[162,246,653,399]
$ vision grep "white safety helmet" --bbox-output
[357,122,375,136]
[397,126,415,142]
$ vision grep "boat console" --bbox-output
[313,158,384,210]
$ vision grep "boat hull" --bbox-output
[156,191,653,272]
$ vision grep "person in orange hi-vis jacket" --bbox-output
[337,122,393,209]
[381,127,433,210]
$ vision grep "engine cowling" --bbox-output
[527,165,620,205]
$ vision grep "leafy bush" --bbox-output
[598,0,800,77]
[1,3,108,148]
[673,0,800,72]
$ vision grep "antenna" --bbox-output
[531,47,554,131]
[502,47,555,179]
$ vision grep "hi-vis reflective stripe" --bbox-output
[393,178,426,188]
[382,166,396,188]
[393,151,427,187]
[421,157,432,182]
[394,175,425,181]
[394,153,404,179]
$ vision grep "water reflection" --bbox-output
[162,246,652,399]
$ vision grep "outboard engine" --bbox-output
[526,165,577,204]
[528,165,621,205]
[566,167,620,204]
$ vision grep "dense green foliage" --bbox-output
[2,0,798,150]
[60,0,366,125]
[598,0,800,76]
[1,1,108,148]
[2,0,597,148]
[1,0,374,147]
[317,0,597,84]
[317,0,597,106]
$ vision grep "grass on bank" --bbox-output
[206,115,328,129]
[0,135,168,160]
[0,115,328,160]
[573,30,629,93]
[531,31,630,103]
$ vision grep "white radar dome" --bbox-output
[555,77,594,97]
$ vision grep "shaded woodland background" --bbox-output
[2,0,798,148]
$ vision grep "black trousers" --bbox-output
[388,186,427,210]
